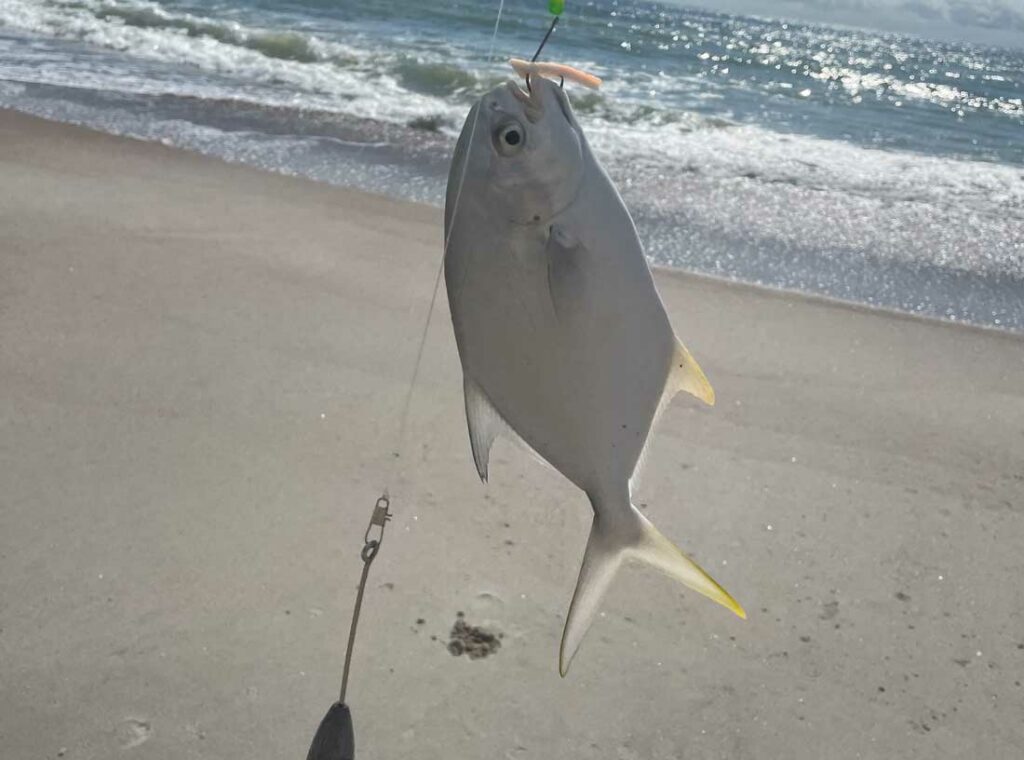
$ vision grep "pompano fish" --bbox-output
[443,75,745,676]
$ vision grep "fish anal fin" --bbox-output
[463,375,504,483]
[463,375,561,482]
[671,340,715,406]
[560,500,744,676]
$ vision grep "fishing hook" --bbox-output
[525,73,565,93]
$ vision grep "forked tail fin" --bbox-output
[559,503,745,676]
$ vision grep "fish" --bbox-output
[443,73,745,676]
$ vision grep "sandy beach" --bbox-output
[2,109,1023,759]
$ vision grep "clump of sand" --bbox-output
[446,612,502,659]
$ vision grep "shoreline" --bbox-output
[3,105,1020,340]
[4,103,1019,335]
[654,264,1024,342]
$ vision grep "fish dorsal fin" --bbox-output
[629,340,714,493]
[670,340,715,406]
[463,375,505,483]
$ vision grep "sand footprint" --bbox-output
[115,718,151,749]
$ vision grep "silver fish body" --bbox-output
[444,77,744,675]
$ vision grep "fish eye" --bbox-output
[494,121,525,156]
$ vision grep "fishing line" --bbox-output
[309,5,566,758]
[530,14,559,62]
[317,0,508,739]
[350,0,510,669]
[386,0,506,485]
[524,11,559,91]
[391,0,564,482]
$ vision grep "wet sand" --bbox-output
[2,109,1023,759]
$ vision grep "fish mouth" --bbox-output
[506,80,544,122]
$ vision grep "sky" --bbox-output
[667,0,1024,48]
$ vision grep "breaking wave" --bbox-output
[93,3,324,63]
[2,0,1020,144]
[0,0,1021,327]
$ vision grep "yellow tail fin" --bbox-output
[560,504,744,676]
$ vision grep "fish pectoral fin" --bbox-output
[560,501,744,676]
[549,223,579,249]
[545,223,587,321]
[671,340,715,406]
[463,375,505,483]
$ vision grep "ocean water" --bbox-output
[1,0,1022,329]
